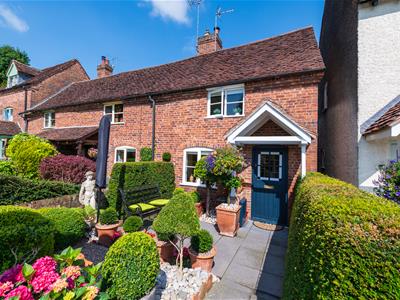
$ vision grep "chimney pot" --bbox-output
[97,56,113,78]
[197,27,222,55]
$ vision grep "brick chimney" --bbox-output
[97,56,113,78]
[197,27,222,55]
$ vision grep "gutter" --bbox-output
[148,96,156,160]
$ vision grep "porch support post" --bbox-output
[301,144,307,178]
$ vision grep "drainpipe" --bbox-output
[148,96,156,160]
[23,87,28,132]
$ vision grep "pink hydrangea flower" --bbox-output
[51,278,68,293]
[61,266,81,280]
[30,271,60,293]
[0,281,13,297]
[5,286,34,300]
[32,256,57,274]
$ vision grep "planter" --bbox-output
[189,246,216,273]
[216,204,241,237]
[157,241,175,263]
[95,220,122,246]
[195,203,203,217]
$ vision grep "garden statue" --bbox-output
[79,171,96,209]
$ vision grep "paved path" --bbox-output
[201,221,288,300]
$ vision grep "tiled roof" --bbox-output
[0,59,82,94]
[0,121,21,136]
[37,126,98,142]
[13,60,40,76]
[363,100,400,135]
[29,27,324,112]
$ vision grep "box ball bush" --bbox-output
[40,154,96,184]
[0,206,55,273]
[99,207,119,225]
[107,162,175,214]
[6,133,58,179]
[38,207,86,250]
[283,173,400,299]
[191,229,213,253]
[0,174,79,205]
[102,232,160,299]
[162,152,171,162]
[140,147,153,161]
[123,216,143,233]
[0,160,14,176]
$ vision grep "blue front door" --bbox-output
[251,147,288,225]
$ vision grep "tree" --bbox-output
[0,45,30,87]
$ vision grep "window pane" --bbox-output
[200,151,211,158]
[269,154,280,179]
[210,104,222,116]
[259,153,281,180]
[114,104,123,113]
[3,109,13,121]
[186,153,197,167]
[104,105,113,114]
[126,149,135,162]
[0,139,5,159]
[210,92,222,104]
[114,113,124,123]
[226,90,243,103]
[116,150,124,162]
[259,154,268,178]
[226,102,243,116]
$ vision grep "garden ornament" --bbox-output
[79,171,96,209]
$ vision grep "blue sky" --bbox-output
[0,0,324,78]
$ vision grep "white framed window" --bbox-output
[104,102,124,124]
[207,85,245,117]
[0,139,6,160]
[182,147,213,186]
[7,75,18,88]
[44,111,55,128]
[3,108,13,121]
[115,146,136,163]
[257,152,282,181]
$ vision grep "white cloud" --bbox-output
[0,4,29,32]
[145,0,190,24]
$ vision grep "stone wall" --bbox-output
[18,194,81,209]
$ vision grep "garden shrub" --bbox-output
[40,154,96,184]
[38,207,86,250]
[191,229,213,253]
[162,152,171,162]
[123,216,143,233]
[0,160,14,175]
[0,174,79,205]
[190,191,201,203]
[140,147,152,161]
[102,232,160,299]
[99,207,119,225]
[107,162,175,213]
[373,159,400,204]
[6,133,58,179]
[173,187,185,196]
[283,172,400,299]
[0,206,55,273]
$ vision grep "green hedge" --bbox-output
[283,173,400,299]
[0,174,79,205]
[38,207,86,250]
[107,162,175,213]
[0,161,14,176]
[0,206,55,273]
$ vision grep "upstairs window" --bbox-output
[182,147,213,186]
[3,108,13,121]
[208,85,245,117]
[7,75,19,88]
[115,146,136,163]
[104,103,124,124]
[44,111,55,128]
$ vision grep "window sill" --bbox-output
[180,182,206,188]
[43,127,55,129]
[111,122,125,125]
[205,115,244,119]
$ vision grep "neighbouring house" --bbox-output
[0,59,89,159]
[319,0,400,192]
[23,27,324,225]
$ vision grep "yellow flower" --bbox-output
[82,286,99,300]
[63,291,75,300]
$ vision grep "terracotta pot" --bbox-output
[189,246,216,273]
[216,204,241,237]
[157,241,175,263]
[95,221,122,246]
[195,203,203,217]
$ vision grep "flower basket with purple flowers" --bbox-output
[374,160,400,205]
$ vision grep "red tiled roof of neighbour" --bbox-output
[363,102,400,134]
[0,121,21,136]
[29,27,324,112]
[12,60,41,76]
[37,126,98,142]
[0,59,84,94]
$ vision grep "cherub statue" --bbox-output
[79,171,96,209]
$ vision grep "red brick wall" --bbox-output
[27,72,321,220]
[0,89,30,131]
[252,120,289,136]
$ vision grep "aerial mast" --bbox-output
[187,0,203,44]
[214,6,234,50]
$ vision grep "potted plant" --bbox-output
[122,215,143,233]
[191,191,203,217]
[95,207,121,246]
[189,229,216,272]
[155,232,176,263]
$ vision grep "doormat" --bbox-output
[253,221,284,231]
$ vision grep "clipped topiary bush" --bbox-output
[0,206,55,273]
[40,154,96,184]
[38,207,86,250]
[0,174,79,205]
[189,191,201,203]
[0,160,14,176]
[162,152,171,162]
[191,229,213,254]
[107,162,175,213]
[99,207,119,225]
[102,232,160,299]
[140,147,153,161]
[123,216,143,233]
[283,172,400,299]
[6,133,58,179]
[173,187,185,196]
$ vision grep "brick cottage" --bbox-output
[21,27,323,225]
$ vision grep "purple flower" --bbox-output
[205,155,215,172]
[0,265,22,283]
